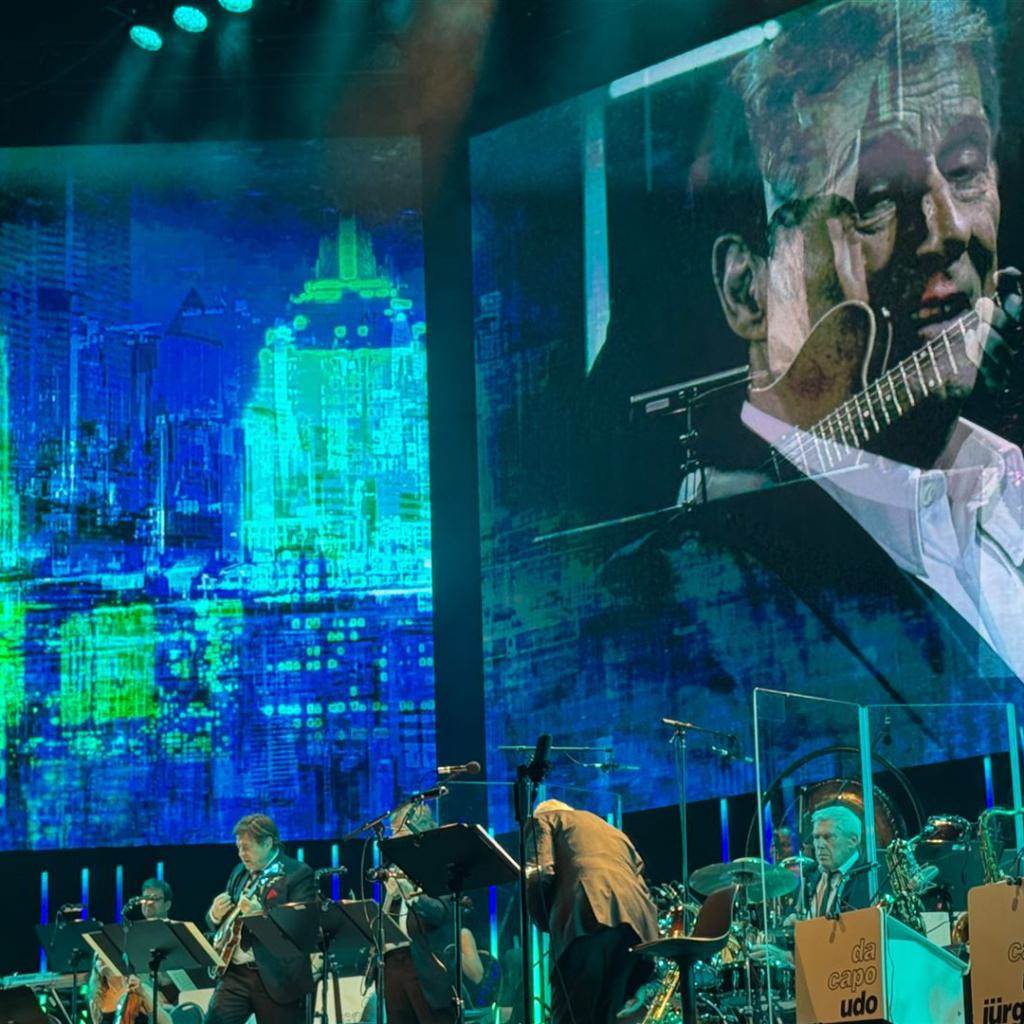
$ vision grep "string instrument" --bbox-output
[750,296,995,463]
[210,862,286,976]
[111,984,143,1024]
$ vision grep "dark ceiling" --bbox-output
[0,0,809,148]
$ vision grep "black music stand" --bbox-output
[122,920,221,1021]
[0,986,51,1024]
[36,920,101,1024]
[382,824,519,1024]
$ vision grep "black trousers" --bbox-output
[550,925,645,1024]
[203,965,305,1024]
[383,949,453,1024]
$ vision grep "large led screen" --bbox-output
[0,139,434,850]
[472,0,1024,826]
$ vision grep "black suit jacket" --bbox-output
[217,852,315,1004]
[805,856,878,917]
[526,807,659,965]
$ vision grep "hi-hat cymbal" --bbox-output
[689,857,799,900]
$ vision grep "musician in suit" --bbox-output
[707,0,1024,681]
[381,802,456,1024]
[805,806,872,918]
[203,813,315,1024]
[751,805,873,969]
[526,799,658,1024]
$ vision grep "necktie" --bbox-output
[823,871,842,916]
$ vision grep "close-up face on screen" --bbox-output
[471,0,1024,827]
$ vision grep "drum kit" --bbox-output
[638,857,810,1024]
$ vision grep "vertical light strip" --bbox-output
[297,846,305,862]
[331,842,341,900]
[81,868,90,919]
[39,871,49,971]
[115,865,124,922]
[984,755,995,809]
[487,828,498,956]
[583,98,610,375]
[720,797,730,862]
[156,860,165,881]
[643,90,653,194]
[531,925,543,1024]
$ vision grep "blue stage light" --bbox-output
[173,5,210,32]
[129,25,164,51]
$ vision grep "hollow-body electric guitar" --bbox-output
[748,297,995,463]
[210,860,286,976]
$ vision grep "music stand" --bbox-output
[382,824,519,1024]
[36,920,101,1024]
[0,986,51,1024]
[122,920,222,1021]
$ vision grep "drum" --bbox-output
[711,940,794,1009]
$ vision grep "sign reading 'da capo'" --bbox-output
[969,881,1024,1024]
[795,909,884,1023]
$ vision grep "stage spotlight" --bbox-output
[218,0,254,11]
[173,5,209,32]
[129,25,164,51]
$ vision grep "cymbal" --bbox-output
[689,857,798,900]
[779,855,816,872]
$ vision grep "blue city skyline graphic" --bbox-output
[0,139,436,850]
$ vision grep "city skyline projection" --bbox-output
[0,139,434,850]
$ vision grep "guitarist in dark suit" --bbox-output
[708,0,1024,683]
[203,813,315,1024]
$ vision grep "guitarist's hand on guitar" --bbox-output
[977,267,1024,393]
[237,892,262,915]
[209,891,234,924]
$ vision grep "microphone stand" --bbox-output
[514,746,550,1024]
[664,718,749,921]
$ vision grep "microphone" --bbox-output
[413,784,449,802]
[314,866,349,880]
[121,896,145,914]
[526,734,552,785]
[437,760,481,778]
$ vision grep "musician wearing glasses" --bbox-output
[139,879,173,920]
[203,814,315,1024]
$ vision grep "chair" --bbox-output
[632,884,738,1024]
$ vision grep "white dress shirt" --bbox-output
[742,403,1024,680]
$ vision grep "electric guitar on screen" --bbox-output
[747,261,1024,473]
[748,294,1001,467]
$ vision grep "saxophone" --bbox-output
[637,903,685,1024]
[952,807,1024,946]
[878,837,935,936]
